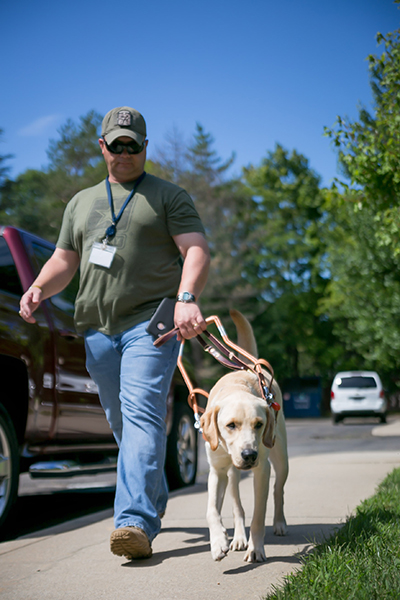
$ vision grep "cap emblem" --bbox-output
[117,110,131,127]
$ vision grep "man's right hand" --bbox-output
[18,247,80,324]
[19,286,43,323]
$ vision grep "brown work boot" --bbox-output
[110,526,152,559]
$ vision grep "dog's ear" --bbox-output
[263,408,276,449]
[200,407,220,451]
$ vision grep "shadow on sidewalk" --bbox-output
[0,487,115,542]
[120,522,340,570]
[1,481,209,542]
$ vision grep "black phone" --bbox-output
[146,298,176,337]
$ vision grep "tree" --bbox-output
[242,145,323,295]
[325,26,400,256]
[148,126,190,184]
[46,110,107,205]
[0,170,54,238]
[323,24,400,388]
[185,123,235,186]
[319,189,400,380]
[0,129,55,237]
[240,145,340,383]
[48,110,104,175]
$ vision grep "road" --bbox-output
[2,416,398,541]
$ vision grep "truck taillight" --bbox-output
[331,391,335,399]
[379,390,385,398]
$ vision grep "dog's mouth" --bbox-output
[239,463,255,471]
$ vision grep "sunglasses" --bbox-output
[104,138,145,155]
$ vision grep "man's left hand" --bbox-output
[174,302,207,341]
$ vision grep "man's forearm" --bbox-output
[32,248,80,299]
[170,231,210,340]
[177,242,210,300]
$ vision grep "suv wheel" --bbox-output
[0,405,19,531]
[166,402,198,490]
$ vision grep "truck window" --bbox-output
[0,238,23,296]
[31,242,79,317]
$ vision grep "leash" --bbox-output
[154,315,280,432]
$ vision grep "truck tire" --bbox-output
[0,404,20,531]
[166,402,198,490]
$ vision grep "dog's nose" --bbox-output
[241,449,258,464]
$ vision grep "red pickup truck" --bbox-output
[0,226,198,531]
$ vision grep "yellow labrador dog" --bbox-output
[200,309,288,563]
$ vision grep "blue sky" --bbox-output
[0,0,398,187]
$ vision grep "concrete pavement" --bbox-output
[0,418,399,600]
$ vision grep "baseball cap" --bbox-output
[101,106,147,145]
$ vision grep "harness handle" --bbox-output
[154,315,280,429]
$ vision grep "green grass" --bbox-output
[266,467,400,600]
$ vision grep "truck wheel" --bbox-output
[0,405,19,531]
[166,402,198,490]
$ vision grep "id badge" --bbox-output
[89,242,116,268]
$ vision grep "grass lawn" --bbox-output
[265,467,400,600]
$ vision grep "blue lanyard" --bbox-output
[104,172,146,240]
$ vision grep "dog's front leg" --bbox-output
[206,464,230,561]
[270,423,289,536]
[228,466,247,552]
[244,461,271,563]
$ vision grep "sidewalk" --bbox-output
[0,419,399,600]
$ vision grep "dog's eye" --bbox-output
[254,421,263,430]
[227,422,236,430]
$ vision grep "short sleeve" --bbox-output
[165,189,205,237]
[56,201,76,252]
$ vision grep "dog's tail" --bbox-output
[229,309,258,360]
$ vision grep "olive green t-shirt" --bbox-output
[56,173,205,335]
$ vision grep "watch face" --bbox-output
[178,292,195,302]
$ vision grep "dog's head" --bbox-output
[200,380,277,469]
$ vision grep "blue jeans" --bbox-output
[84,320,180,542]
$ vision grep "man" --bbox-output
[19,106,210,560]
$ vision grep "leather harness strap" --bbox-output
[195,330,280,411]
[154,315,280,430]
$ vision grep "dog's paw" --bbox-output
[230,535,248,552]
[243,546,267,563]
[273,519,288,536]
[210,534,230,561]
[211,544,229,561]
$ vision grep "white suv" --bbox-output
[330,371,387,424]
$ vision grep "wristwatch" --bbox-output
[176,291,196,303]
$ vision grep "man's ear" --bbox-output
[200,407,220,451]
[263,408,276,449]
